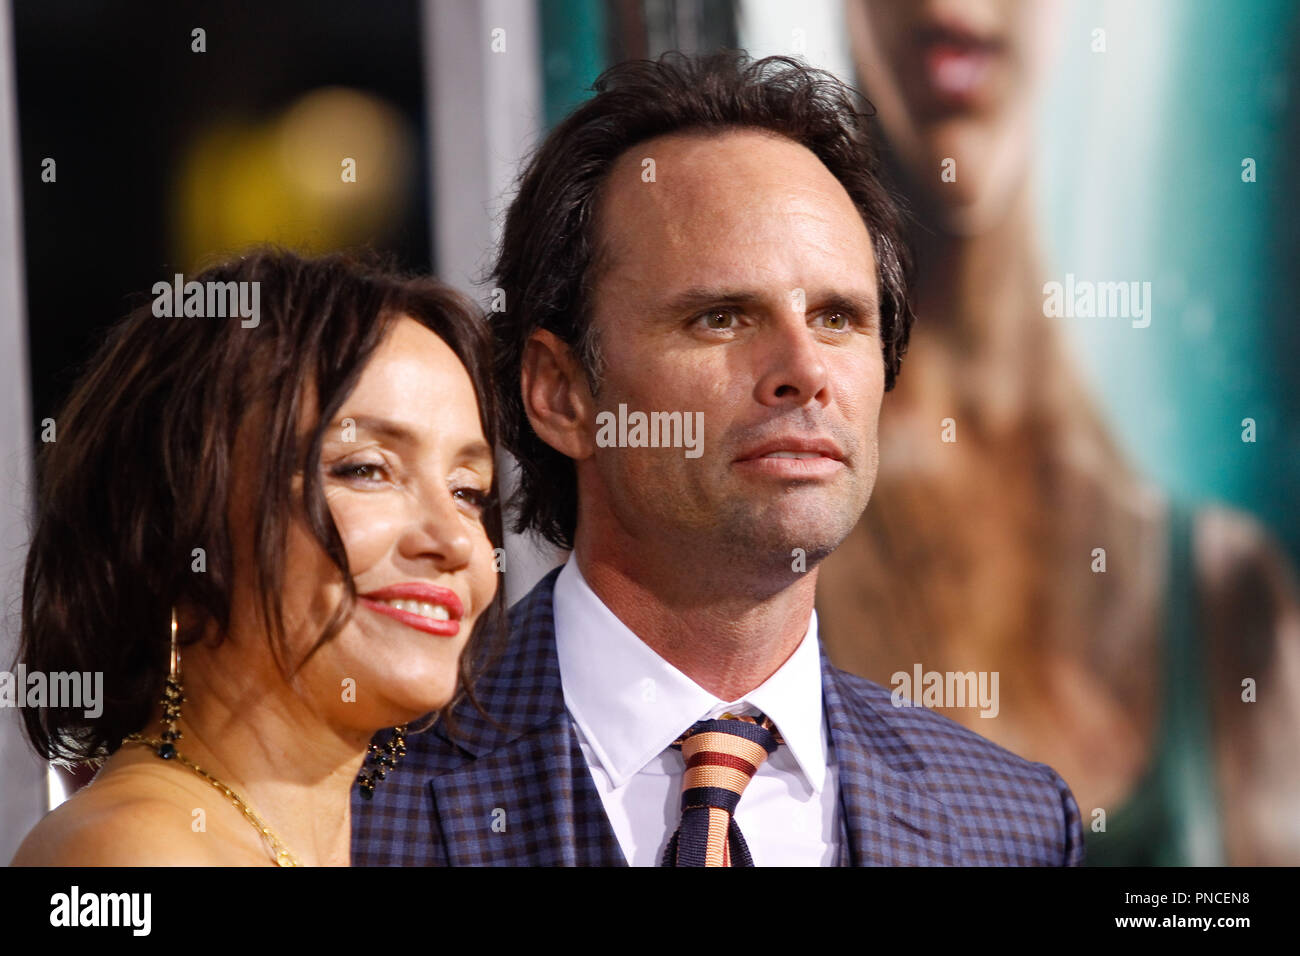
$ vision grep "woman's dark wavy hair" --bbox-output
[18,247,507,763]
[490,49,917,551]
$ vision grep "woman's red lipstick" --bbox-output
[359,583,464,638]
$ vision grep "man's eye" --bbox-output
[331,462,388,483]
[817,311,849,331]
[699,310,737,330]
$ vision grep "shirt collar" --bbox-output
[552,554,827,792]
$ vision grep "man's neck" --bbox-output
[573,547,817,701]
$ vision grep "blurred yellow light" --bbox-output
[174,86,416,269]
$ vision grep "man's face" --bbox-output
[579,128,884,572]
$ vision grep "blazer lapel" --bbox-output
[429,569,961,866]
[821,645,964,865]
[427,568,626,866]
[429,714,626,865]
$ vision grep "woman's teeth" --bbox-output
[379,598,451,621]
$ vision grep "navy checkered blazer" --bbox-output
[352,567,1085,866]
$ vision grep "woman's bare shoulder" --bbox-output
[10,761,236,866]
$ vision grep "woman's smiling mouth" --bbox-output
[359,583,464,637]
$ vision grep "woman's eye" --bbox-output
[454,487,491,514]
[331,461,388,483]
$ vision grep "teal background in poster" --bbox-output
[1039,0,1299,560]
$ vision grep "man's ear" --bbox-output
[521,329,597,461]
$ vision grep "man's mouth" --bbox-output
[733,438,846,478]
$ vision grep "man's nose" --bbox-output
[751,312,830,407]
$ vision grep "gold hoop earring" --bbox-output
[121,606,303,865]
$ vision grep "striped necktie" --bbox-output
[660,712,783,867]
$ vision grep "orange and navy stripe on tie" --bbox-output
[660,713,782,867]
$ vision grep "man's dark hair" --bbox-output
[491,49,916,551]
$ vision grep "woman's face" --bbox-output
[846,0,1063,234]
[230,315,498,733]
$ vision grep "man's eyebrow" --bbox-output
[661,286,879,319]
[815,292,880,322]
[661,287,768,315]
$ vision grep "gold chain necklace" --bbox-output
[121,733,302,867]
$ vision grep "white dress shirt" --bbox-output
[552,555,840,866]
